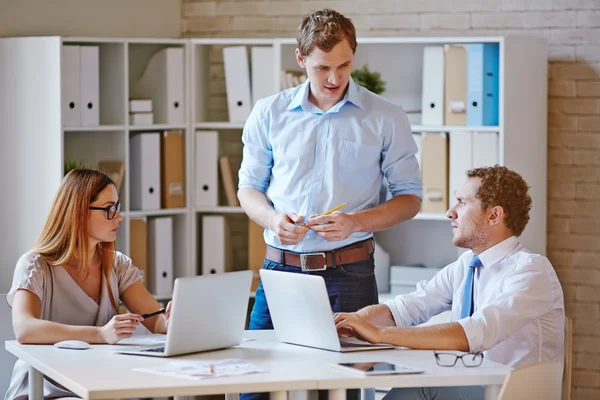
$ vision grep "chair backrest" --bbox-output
[562,316,573,400]
[0,295,17,397]
[498,361,562,400]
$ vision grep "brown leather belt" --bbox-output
[264,239,374,271]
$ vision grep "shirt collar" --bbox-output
[477,236,521,268]
[285,79,364,112]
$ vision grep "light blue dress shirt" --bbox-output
[239,79,422,252]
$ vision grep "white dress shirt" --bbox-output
[385,236,565,367]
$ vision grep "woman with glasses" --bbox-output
[6,168,171,400]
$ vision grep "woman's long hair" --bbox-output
[32,168,119,312]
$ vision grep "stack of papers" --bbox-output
[134,359,265,380]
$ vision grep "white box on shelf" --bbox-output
[129,99,153,113]
[129,112,153,125]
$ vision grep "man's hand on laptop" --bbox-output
[334,312,383,344]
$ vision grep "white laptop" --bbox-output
[116,270,252,357]
[260,269,394,352]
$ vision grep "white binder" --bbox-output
[473,132,499,168]
[79,46,99,126]
[148,217,174,297]
[130,133,161,210]
[195,130,219,207]
[223,46,252,122]
[202,215,232,275]
[133,47,185,125]
[251,46,277,106]
[448,132,498,207]
[449,132,473,208]
[421,46,445,126]
[61,45,80,126]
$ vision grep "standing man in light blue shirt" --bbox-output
[238,9,422,334]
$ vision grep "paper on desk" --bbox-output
[134,359,266,380]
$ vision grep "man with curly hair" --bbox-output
[335,165,565,400]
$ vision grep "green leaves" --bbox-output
[351,65,386,95]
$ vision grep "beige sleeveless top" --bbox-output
[4,251,141,400]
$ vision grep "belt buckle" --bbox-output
[300,252,327,271]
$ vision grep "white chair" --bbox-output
[1,295,17,396]
[562,316,573,400]
[497,361,562,400]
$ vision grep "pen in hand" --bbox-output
[140,308,166,319]
[300,202,348,227]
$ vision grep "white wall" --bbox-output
[0,0,181,38]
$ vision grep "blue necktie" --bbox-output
[460,255,483,319]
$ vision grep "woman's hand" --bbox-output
[99,314,143,344]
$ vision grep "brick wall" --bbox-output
[182,1,600,398]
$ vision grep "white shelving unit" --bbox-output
[0,35,547,295]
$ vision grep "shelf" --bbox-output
[195,206,245,214]
[411,125,500,133]
[128,124,187,131]
[413,212,448,221]
[126,208,188,218]
[63,125,125,132]
[196,122,245,130]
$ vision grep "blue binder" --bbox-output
[467,43,499,126]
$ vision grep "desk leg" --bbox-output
[226,394,240,400]
[328,389,346,400]
[28,365,43,400]
[484,384,502,400]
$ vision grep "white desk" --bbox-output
[5,331,510,400]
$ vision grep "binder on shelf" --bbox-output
[129,98,153,113]
[248,219,266,291]
[201,215,232,275]
[449,132,499,207]
[147,217,174,297]
[420,46,445,126]
[449,132,472,208]
[129,218,148,288]
[421,132,448,214]
[61,45,81,127]
[133,47,185,125]
[129,112,153,125]
[130,133,161,210]
[467,43,499,126]
[79,46,99,126]
[161,130,186,209]
[251,46,277,106]
[444,45,467,126]
[223,46,252,122]
[219,155,240,206]
[97,160,125,194]
[195,131,219,207]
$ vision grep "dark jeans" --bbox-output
[242,250,378,400]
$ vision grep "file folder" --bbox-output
[79,46,99,126]
[129,218,148,288]
[61,45,80,126]
[444,45,467,126]
[421,132,448,214]
[130,133,161,210]
[251,46,278,106]
[248,219,266,291]
[147,217,174,297]
[133,47,185,125]
[473,132,499,168]
[421,46,445,126]
[195,131,219,207]
[161,130,186,209]
[467,43,500,126]
[223,46,252,122]
[202,215,233,275]
[449,132,472,208]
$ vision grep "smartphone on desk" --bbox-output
[330,362,423,376]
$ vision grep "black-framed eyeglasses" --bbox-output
[434,351,483,367]
[89,201,121,220]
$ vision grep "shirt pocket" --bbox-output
[337,140,381,188]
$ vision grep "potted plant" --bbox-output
[351,65,386,95]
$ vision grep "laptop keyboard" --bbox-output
[340,339,374,348]
[141,346,165,353]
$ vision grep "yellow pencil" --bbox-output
[300,202,348,227]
